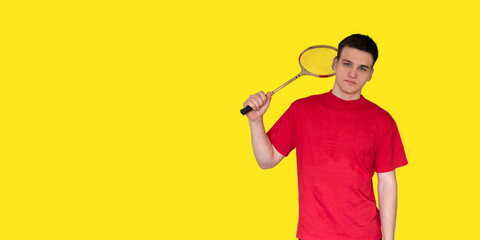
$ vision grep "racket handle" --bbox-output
[240,105,253,115]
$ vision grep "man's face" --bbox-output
[332,46,374,100]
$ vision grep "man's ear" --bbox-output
[332,57,338,71]
[367,68,374,81]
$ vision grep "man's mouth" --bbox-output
[345,80,356,85]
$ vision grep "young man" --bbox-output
[243,34,407,240]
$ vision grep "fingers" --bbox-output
[258,91,267,103]
[244,91,268,111]
[266,92,273,102]
[247,93,263,111]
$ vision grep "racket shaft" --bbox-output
[272,73,302,94]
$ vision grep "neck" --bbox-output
[331,84,362,101]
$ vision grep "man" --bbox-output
[243,34,408,240]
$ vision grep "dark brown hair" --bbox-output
[338,34,378,67]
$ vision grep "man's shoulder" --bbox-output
[363,98,394,121]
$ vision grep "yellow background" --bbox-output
[1,0,479,239]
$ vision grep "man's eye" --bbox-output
[343,63,351,66]
[360,67,366,71]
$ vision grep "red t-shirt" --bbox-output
[267,91,408,240]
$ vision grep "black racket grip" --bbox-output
[240,105,253,115]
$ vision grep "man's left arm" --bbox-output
[377,170,398,240]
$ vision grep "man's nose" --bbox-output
[348,68,357,78]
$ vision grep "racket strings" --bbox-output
[300,48,337,75]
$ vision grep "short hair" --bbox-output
[337,34,378,67]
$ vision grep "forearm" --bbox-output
[378,178,398,240]
[249,119,277,169]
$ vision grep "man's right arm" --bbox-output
[244,91,285,169]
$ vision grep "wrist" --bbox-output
[248,117,264,126]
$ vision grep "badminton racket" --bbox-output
[241,45,338,115]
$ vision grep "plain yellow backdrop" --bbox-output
[1,0,479,239]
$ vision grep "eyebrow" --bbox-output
[341,59,371,69]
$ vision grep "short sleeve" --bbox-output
[374,114,408,173]
[267,104,296,157]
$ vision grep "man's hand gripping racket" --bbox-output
[241,45,338,116]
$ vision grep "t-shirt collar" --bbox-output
[326,90,366,108]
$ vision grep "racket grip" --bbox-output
[240,105,253,115]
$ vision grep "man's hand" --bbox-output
[243,91,273,122]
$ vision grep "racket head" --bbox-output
[298,45,338,78]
